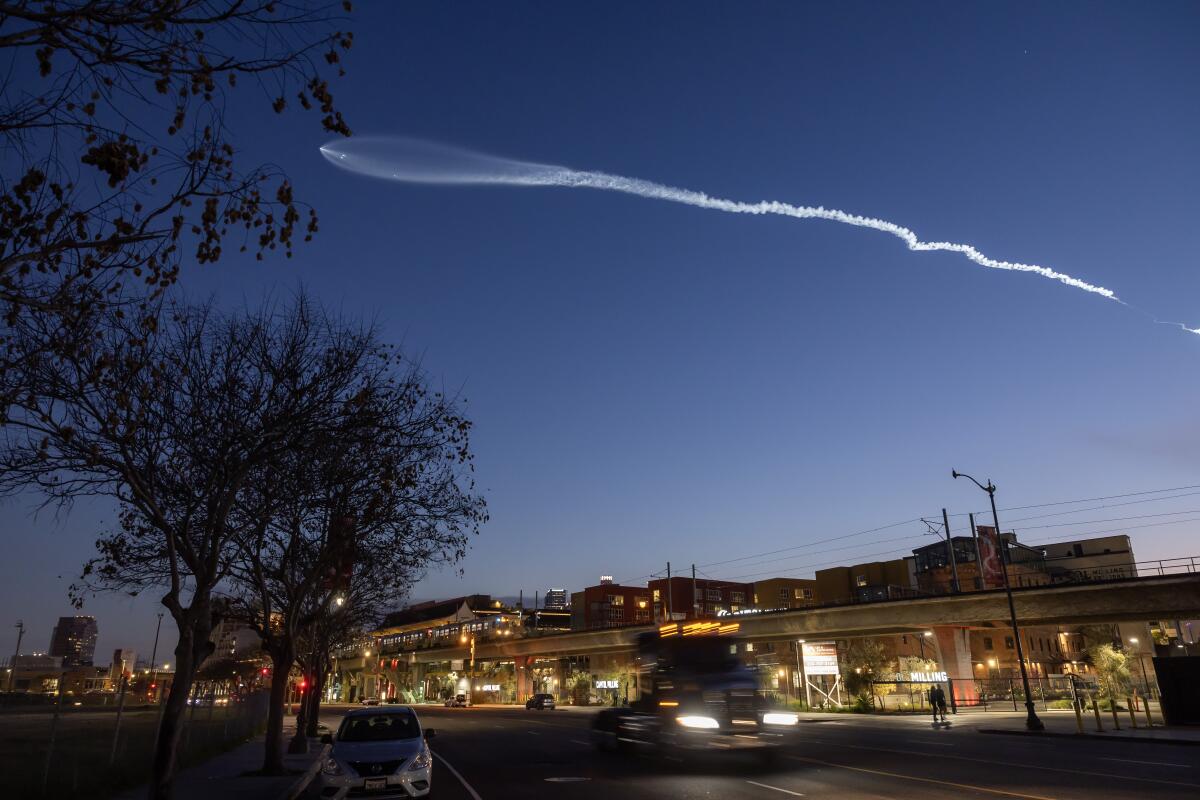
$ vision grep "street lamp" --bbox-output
[1127,637,1154,698]
[952,469,1044,731]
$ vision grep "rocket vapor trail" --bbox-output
[320,137,1199,335]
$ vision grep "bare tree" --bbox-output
[226,314,485,771]
[0,1,353,406]
[0,295,393,799]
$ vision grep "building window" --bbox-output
[795,588,813,600]
[779,588,790,601]
[855,575,868,587]
[984,637,994,650]
[608,594,624,607]
[706,588,721,601]
[731,591,745,604]
[745,642,754,652]
[1005,636,1014,649]
[653,589,660,601]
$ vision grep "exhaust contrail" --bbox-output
[320,136,1196,334]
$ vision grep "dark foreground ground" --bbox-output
[312,704,1200,800]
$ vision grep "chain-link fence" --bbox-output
[0,689,268,799]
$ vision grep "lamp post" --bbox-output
[1128,637,1154,699]
[459,633,476,706]
[952,469,1044,731]
[8,620,24,692]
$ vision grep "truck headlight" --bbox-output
[677,715,720,729]
[408,748,432,771]
[321,757,344,776]
[763,712,799,726]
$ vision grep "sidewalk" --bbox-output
[112,729,324,800]
[971,708,1200,745]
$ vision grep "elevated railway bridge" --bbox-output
[332,572,1200,706]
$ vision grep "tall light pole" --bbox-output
[148,612,163,702]
[8,620,25,692]
[952,469,1044,731]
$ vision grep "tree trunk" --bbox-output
[262,643,294,774]
[147,607,213,800]
[305,665,324,738]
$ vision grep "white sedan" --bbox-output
[317,707,434,798]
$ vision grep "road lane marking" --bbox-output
[527,730,540,735]
[786,756,1056,800]
[788,743,1200,788]
[746,779,805,796]
[913,740,955,746]
[570,739,590,746]
[1111,757,1192,768]
[431,751,482,800]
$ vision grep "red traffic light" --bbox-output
[298,679,307,690]
[261,668,269,676]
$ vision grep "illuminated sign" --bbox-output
[481,684,500,692]
[801,641,839,676]
[716,607,785,617]
[898,671,948,683]
[595,680,619,689]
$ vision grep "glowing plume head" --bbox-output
[318,136,567,186]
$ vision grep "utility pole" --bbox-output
[8,620,24,692]
[953,470,1044,731]
[942,508,960,593]
[665,562,672,621]
[692,564,699,619]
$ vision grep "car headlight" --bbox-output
[321,757,344,776]
[763,712,799,726]
[408,748,432,771]
[676,715,720,729]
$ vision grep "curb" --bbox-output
[978,728,1200,747]
[280,743,330,800]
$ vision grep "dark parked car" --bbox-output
[526,693,556,710]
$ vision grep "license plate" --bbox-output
[364,778,387,790]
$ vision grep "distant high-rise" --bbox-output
[49,616,98,667]
[543,588,569,610]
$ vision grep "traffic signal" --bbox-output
[298,678,307,691]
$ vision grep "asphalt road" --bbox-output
[315,705,1200,799]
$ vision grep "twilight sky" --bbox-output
[3,1,1199,663]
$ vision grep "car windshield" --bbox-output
[337,713,421,742]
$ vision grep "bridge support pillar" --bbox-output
[931,626,978,704]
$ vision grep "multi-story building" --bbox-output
[815,559,914,604]
[912,529,1049,595]
[648,576,754,620]
[1043,535,1136,581]
[572,579,653,629]
[49,616,98,667]
[109,649,137,684]
[543,588,569,610]
[752,578,819,610]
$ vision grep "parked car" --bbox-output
[360,696,381,706]
[525,693,556,710]
[318,707,434,798]
[444,693,468,708]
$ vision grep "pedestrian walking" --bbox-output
[929,684,948,723]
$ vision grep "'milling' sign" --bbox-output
[897,670,948,683]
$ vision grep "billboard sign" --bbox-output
[801,641,840,676]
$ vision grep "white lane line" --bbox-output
[1111,757,1192,768]
[747,779,805,796]
[913,740,955,746]
[570,739,590,746]
[527,730,540,735]
[431,751,482,800]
